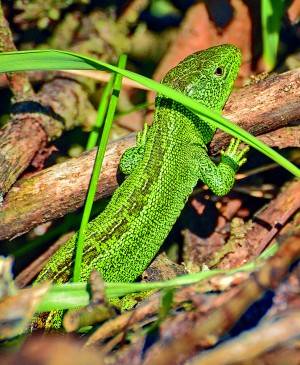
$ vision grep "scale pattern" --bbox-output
[36,44,245,295]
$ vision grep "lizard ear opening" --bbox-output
[214,67,224,77]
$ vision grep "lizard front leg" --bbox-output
[198,138,249,196]
[119,123,148,176]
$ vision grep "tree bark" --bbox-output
[210,69,300,153]
[0,77,96,199]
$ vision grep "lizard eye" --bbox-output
[214,67,224,77]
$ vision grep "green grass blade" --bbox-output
[36,243,278,312]
[72,54,127,282]
[261,0,286,70]
[86,75,115,150]
[159,288,175,321]
[0,49,298,176]
[38,283,90,311]
[116,101,153,117]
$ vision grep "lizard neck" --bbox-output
[154,96,217,145]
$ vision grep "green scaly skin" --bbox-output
[34,44,248,328]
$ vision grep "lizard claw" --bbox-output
[221,138,249,169]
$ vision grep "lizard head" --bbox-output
[161,44,241,111]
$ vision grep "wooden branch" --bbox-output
[0,2,165,198]
[142,231,300,365]
[1,69,300,240]
[0,136,134,240]
[188,312,300,365]
[217,180,300,269]
[210,69,300,153]
[0,77,96,199]
[258,125,300,149]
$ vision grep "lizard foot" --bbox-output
[119,123,149,176]
[221,138,249,171]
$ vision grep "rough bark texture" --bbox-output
[217,180,300,269]
[142,232,300,365]
[258,125,300,149]
[0,136,133,240]
[0,78,96,198]
[1,69,300,240]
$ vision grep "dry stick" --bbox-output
[142,232,300,365]
[0,77,96,199]
[249,346,300,365]
[85,300,160,347]
[189,311,300,365]
[84,281,235,347]
[217,179,300,269]
[1,69,300,240]
[0,2,156,199]
[259,125,300,149]
[0,3,44,201]
[0,135,131,241]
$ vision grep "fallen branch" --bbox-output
[142,230,300,365]
[0,3,170,197]
[84,274,244,348]
[216,179,300,269]
[189,311,300,365]
[0,77,96,199]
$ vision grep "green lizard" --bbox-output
[34,44,248,328]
